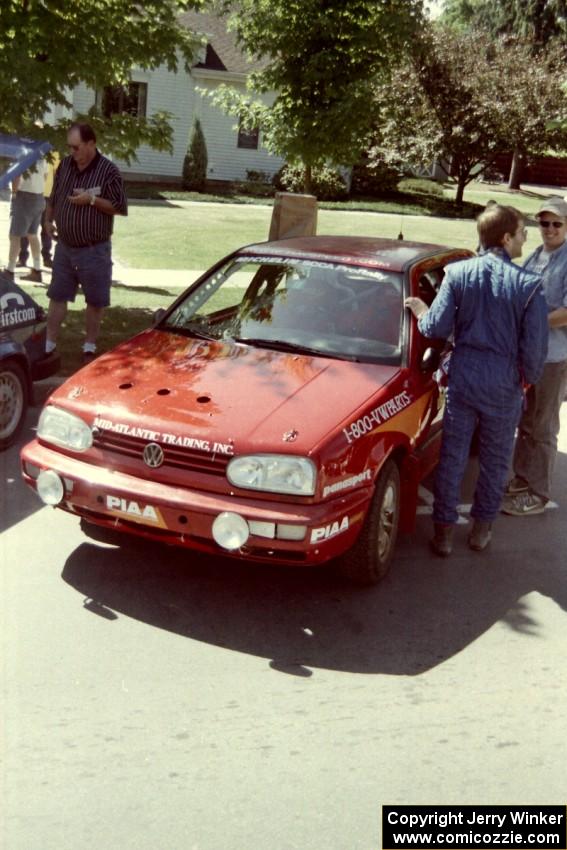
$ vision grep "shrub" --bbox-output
[182,118,208,191]
[276,163,348,200]
[397,177,445,198]
[350,157,402,196]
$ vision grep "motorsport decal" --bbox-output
[310,515,349,544]
[0,290,38,328]
[104,496,167,528]
[93,417,234,455]
[343,390,412,444]
[323,469,372,498]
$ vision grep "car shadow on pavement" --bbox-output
[60,452,567,677]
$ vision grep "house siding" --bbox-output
[71,65,284,183]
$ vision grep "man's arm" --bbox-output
[548,305,567,328]
[518,286,549,385]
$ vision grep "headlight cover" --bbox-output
[227,454,316,496]
[37,405,93,452]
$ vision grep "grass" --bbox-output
[30,179,558,374]
[28,284,183,376]
[114,182,548,270]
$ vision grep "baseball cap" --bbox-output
[535,197,567,218]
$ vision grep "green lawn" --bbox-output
[113,181,549,271]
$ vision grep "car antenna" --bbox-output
[397,215,404,240]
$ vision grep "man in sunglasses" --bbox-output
[503,197,567,516]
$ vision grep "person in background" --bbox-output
[502,197,567,516]
[4,157,48,282]
[45,122,127,364]
[17,152,60,274]
[405,204,548,556]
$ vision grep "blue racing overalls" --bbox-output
[418,250,548,524]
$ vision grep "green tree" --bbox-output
[0,0,203,160]
[210,0,424,193]
[372,27,567,204]
[182,118,208,190]
[441,0,567,47]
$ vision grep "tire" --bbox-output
[337,459,400,585]
[0,361,28,450]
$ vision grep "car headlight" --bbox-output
[37,405,93,452]
[227,454,316,496]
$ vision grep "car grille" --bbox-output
[92,431,229,475]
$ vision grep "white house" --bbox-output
[72,11,285,185]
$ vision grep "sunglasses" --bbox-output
[539,220,564,229]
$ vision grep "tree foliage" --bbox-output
[182,118,208,190]
[210,0,424,192]
[371,26,567,203]
[441,0,567,47]
[0,0,203,160]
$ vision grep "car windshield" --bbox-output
[162,256,404,364]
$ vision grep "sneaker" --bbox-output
[21,268,43,283]
[468,520,492,551]
[501,490,546,516]
[430,523,453,557]
[505,475,529,495]
[2,268,15,279]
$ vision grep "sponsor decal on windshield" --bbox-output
[238,256,392,281]
[94,417,234,455]
[343,390,412,444]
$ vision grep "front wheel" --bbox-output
[337,459,400,585]
[0,361,28,450]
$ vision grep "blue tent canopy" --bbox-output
[0,134,53,190]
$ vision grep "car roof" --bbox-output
[238,235,464,272]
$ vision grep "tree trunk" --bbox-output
[508,148,523,190]
[303,164,313,195]
[455,176,466,206]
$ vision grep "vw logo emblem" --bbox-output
[143,442,164,468]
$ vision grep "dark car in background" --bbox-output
[0,271,60,448]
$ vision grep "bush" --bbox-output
[182,118,208,191]
[350,157,402,197]
[276,163,348,201]
[397,177,445,198]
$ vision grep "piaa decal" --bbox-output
[310,516,349,544]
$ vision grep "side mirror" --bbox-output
[153,307,167,325]
[420,347,440,373]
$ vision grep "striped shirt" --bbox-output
[50,151,127,247]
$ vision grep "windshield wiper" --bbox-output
[164,323,217,340]
[230,336,360,362]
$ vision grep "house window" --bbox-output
[98,82,148,118]
[237,121,259,150]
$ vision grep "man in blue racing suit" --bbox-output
[405,204,548,556]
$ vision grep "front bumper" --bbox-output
[21,440,373,565]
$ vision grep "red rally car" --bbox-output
[21,236,472,584]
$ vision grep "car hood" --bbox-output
[51,330,400,454]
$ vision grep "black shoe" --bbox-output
[17,259,28,268]
[43,257,53,269]
[468,521,492,552]
[82,350,97,365]
[21,268,43,283]
[2,268,15,279]
[430,523,453,557]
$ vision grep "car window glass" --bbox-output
[164,258,404,365]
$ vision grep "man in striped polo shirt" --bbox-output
[45,122,127,363]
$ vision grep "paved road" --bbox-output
[2,395,567,850]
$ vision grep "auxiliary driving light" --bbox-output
[212,512,250,550]
[36,470,65,506]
